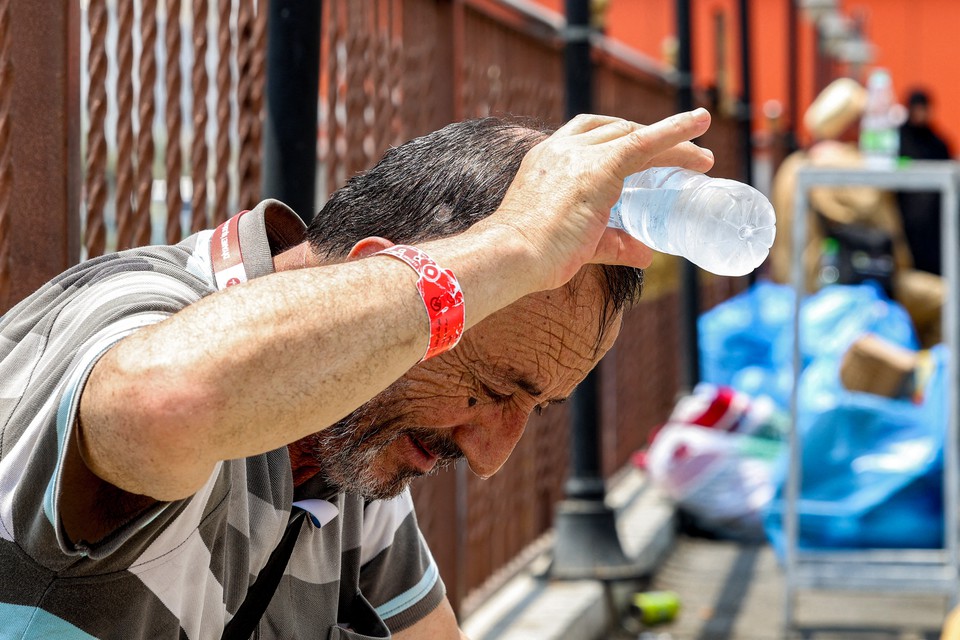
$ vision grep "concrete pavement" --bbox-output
[461,468,677,640]
[650,537,948,640]
[460,468,953,640]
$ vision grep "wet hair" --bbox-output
[306,117,643,340]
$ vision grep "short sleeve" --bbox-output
[358,490,446,632]
[0,250,214,566]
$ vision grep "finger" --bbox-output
[610,108,712,178]
[639,142,715,173]
[552,113,630,138]
[591,227,655,269]
[571,118,642,145]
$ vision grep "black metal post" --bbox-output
[676,0,694,116]
[738,0,754,187]
[676,0,701,390]
[786,0,800,153]
[552,360,640,579]
[262,0,322,223]
[738,0,758,286]
[563,0,592,117]
[549,0,642,581]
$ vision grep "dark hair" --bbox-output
[306,117,643,339]
[907,89,931,108]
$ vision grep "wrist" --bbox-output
[375,245,465,361]
[418,221,543,331]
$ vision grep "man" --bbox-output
[897,88,953,275]
[0,110,713,638]
[769,77,912,291]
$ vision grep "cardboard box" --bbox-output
[840,334,917,398]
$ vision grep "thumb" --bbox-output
[591,228,655,269]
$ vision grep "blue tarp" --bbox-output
[697,281,946,551]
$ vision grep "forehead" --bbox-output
[464,270,620,394]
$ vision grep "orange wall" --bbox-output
[844,0,959,152]
[531,0,959,154]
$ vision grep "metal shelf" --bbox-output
[786,161,960,628]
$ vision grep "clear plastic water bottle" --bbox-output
[859,69,900,169]
[607,167,776,277]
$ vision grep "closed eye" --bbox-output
[535,398,567,415]
[480,382,512,403]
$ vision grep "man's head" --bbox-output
[907,89,931,126]
[307,117,546,257]
[292,118,643,498]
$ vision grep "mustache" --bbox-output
[306,400,467,499]
[405,426,465,461]
[344,406,465,463]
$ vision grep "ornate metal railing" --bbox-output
[80,0,267,257]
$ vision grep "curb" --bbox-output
[461,469,677,640]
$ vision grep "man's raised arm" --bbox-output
[77,110,714,502]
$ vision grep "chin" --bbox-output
[357,478,415,501]
[321,460,422,501]
[350,469,421,501]
[313,431,456,500]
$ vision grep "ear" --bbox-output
[347,236,395,260]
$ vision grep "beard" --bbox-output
[303,390,465,500]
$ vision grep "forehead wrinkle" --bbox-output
[563,266,623,358]
[459,273,611,401]
[530,350,573,403]
[538,293,602,367]
[515,306,567,380]
[504,301,597,398]
[402,360,468,403]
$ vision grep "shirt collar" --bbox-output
[212,199,307,287]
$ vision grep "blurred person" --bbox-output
[897,88,953,275]
[0,112,714,639]
[770,78,911,292]
[769,78,944,347]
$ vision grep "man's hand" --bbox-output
[481,109,714,294]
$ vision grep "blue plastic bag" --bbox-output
[797,282,918,366]
[700,280,940,553]
[699,280,795,391]
[699,282,918,411]
[764,345,948,553]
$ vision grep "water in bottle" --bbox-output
[608,167,776,277]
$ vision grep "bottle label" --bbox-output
[860,128,898,157]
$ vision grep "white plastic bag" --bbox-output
[646,422,781,539]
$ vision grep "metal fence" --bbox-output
[0,0,747,618]
[80,0,267,257]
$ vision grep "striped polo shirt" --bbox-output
[0,200,444,639]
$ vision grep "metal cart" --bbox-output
[785,162,960,628]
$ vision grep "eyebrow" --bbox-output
[509,375,568,407]
[509,374,543,398]
[491,366,568,405]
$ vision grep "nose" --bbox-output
[455,403,530,479]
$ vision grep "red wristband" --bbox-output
[376,245,465,361]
